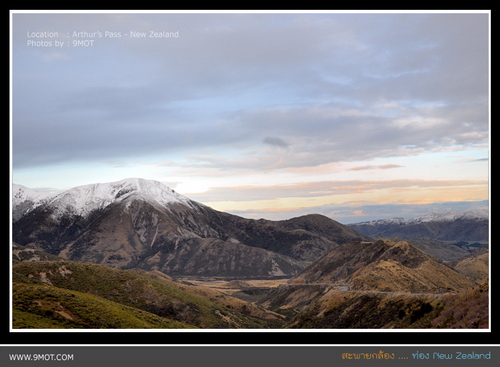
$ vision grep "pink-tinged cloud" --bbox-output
[187,179,488,203]
[349,164,404,171]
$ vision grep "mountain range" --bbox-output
[348,208,489,243]
[11,178,369,279]
[11,178,489,329]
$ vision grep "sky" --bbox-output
[10,10,490,223]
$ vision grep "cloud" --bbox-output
[12,10,489,203]
[349,164,403,171]
[217,101,488,171]
[187,179,487,203]
[263,137,289,148]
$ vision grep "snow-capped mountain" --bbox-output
[357,208,489,226]
[348,208,489,243]
[11,184,51,221]
[43,178,196,220]
[12,184,49,204]
[12,178,369,278]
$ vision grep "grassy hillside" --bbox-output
[12,243,63,264]
[12,241,487,329]
[13,283,193,329]
[12,260,284,329]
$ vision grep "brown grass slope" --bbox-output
[258,239,486,328]
[291,240,473,293]
[450,247,489,285]
[285,283,488,329]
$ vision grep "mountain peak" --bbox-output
[45,178,194,219]
[12,184,51,221]
[12,183,49,201]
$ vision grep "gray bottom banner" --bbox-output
[1,345,499,367]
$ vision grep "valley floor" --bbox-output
[176,277,289,295]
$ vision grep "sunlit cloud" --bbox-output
[349,164,403,171]
[188,179,488,205]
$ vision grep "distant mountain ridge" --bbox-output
[12,178,370,279]
[355,208,488,225]
[348,208,489,242]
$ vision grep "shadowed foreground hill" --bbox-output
[279,284,489,329]
[12,260,284,329]
[13,283,194,329]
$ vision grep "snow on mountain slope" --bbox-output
[12,184,51,221]
[48,178,196,218]
[12,184,50,206]
[356,208,489,226]
[348,207,489,243]
[14,178,196,220]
